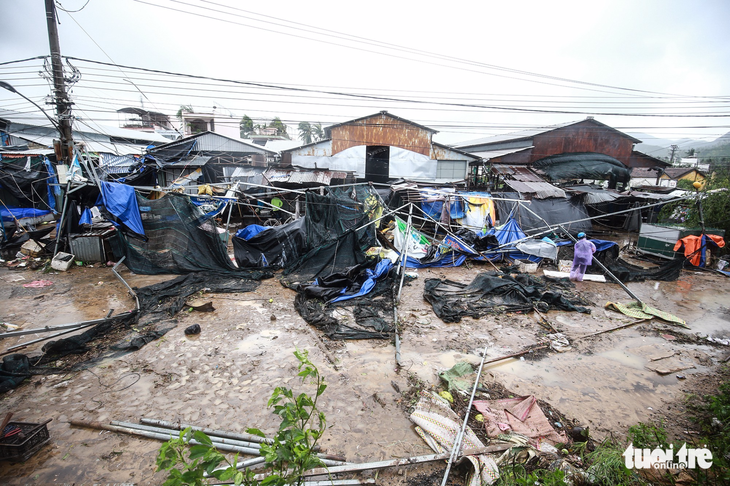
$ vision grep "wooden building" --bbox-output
[280,111,478,184]
[456,118,665,189]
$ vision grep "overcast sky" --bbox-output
[1,0,729,148]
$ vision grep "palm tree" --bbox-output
[298,121,313,144]
[240,114,254,138]
[312,122,324,142]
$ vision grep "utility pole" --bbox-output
[45,0,74,164]
[668,144,679,166]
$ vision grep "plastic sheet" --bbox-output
[233,218,306,269]
[424,272,591,323]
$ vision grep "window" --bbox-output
[437,160,467,180]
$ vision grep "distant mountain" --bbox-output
[628,132,730,160]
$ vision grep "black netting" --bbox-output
[116,192,242,275]
[305,186,381,252]
[424,272,591,323]
[492,192,592,235]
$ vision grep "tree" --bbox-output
[685,148,696,157]
[176,104,193,120]
[269,117,289,138]
[240,114,254,138]
[298,121,313,144]
[312,122,324,142]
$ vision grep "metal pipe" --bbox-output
[3,322,97,353]
[396,203,413,302]
[111,421,262,450]
[205,456,266,478]
[112,257,140,311]
[558,224,643,304]
[440,342,490,486]
[140,417,273,444]
[70,420,261,455]
[299,444,511,478]
[0,313,135,339]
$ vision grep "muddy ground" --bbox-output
[1,250,729,485]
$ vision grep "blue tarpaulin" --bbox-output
[236,224,271,240]
[405,252,468,268]
[0,206,52,222]
[556,238,617,252]
[98,181,145,236]
[331,259,393,303]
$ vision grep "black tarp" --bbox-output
[533,152,631,184]
[233,218,306,269]
[424,272,591,323]
[292,258,396,339]
[492,192,592,235]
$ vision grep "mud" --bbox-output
[1,259,729,485]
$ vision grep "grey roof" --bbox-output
[163,156,212,167]
[153,131,277,155]
[563,184,621,204]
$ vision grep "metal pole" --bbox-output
[140,417,273,444]
[112,257,140,311]
[111,421,263,450]
[440,342,490,486]
[558,224,643,304]
[70,420,261,455]
[396,203,413,302]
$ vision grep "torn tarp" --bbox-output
[424,272,590,323]
[293,258,396,339]
[473,396,568,447]
[233,218,306,269]
[98,181,145,236]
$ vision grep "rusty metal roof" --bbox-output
[492,164,545,182]
[492,164,566,199]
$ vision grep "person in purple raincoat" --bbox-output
[570,232,596,282]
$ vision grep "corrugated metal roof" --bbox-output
[502,180,566,199]
[492,164,544,182]
[455,118,641,149]
[469,147,534,160]
[262,168,349,185]
[154,131,276,155]
[563,185,620,204]
[164,156,212,167]
[9,132,151,156]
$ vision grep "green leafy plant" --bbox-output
[156,428,246,486]
[247,348,327,485]
[155,349,326,485]
[627,420,670,449]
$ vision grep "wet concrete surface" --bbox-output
[1,260,729,484]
